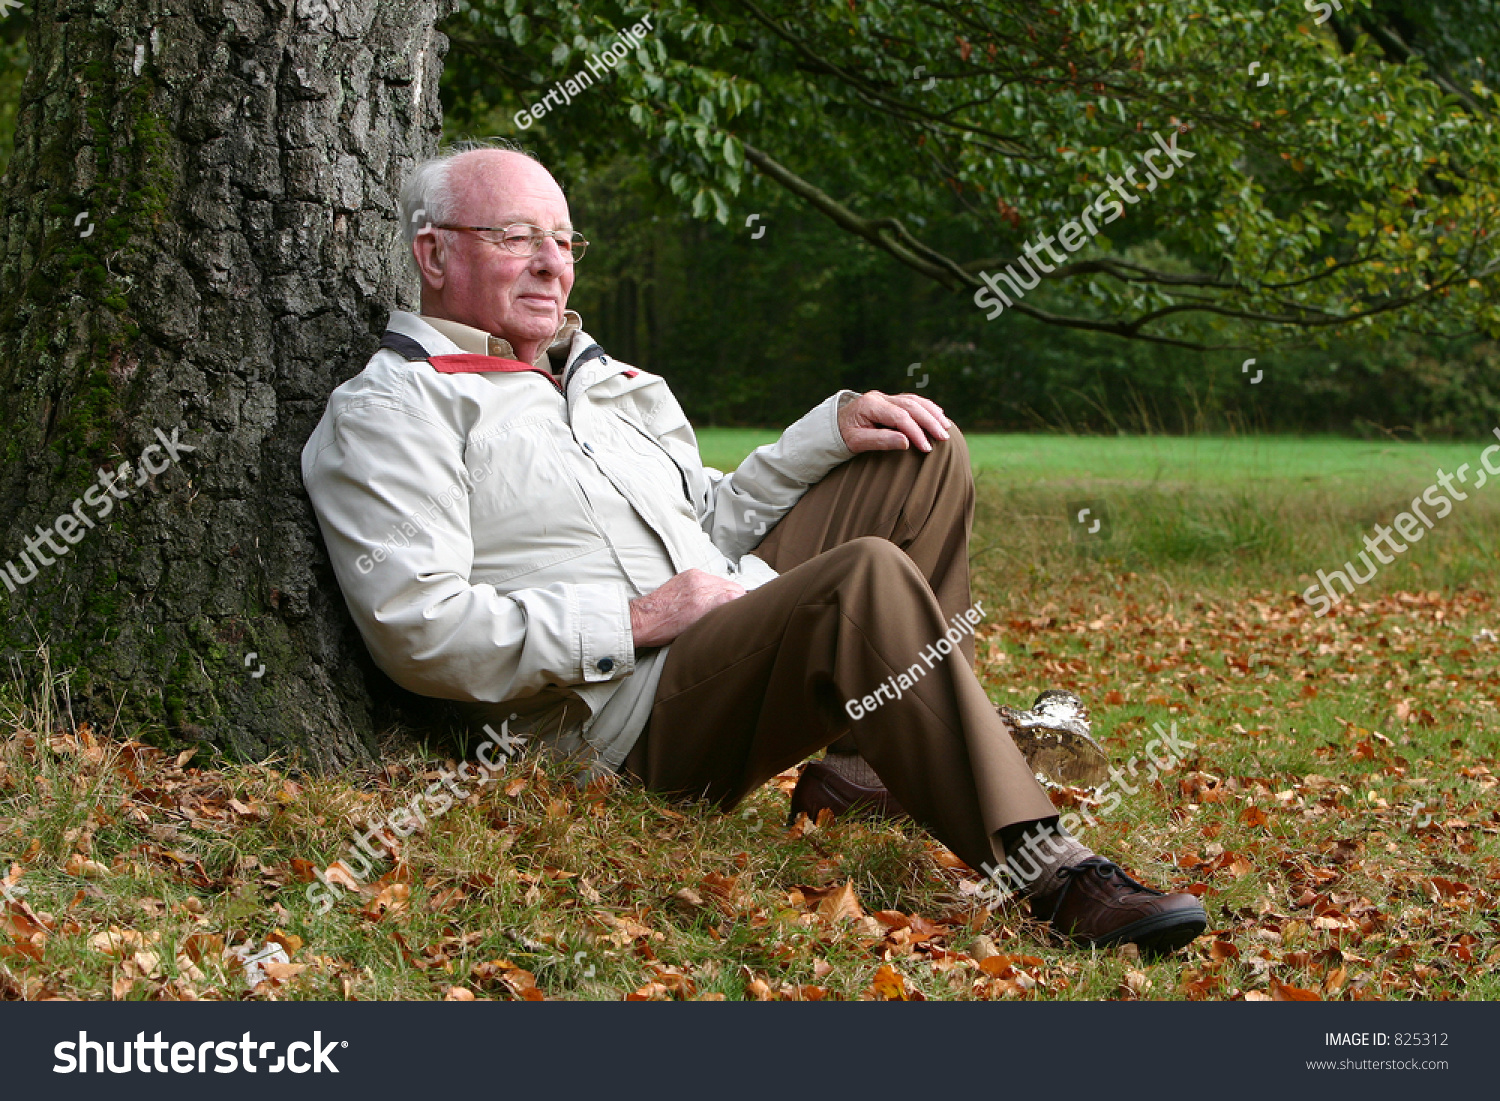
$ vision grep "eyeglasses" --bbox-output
[430,222,589,262]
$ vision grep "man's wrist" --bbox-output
[628,596,646,648]
[831,390,860,457]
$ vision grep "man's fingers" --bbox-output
[868,399,931,452]
[839,390,956,453]
[633,570,749,647]
[914,395,953,428]
[893,393,951,427]
[848,427,915,453]
[888,394,951,438]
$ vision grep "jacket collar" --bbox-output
[384,311,628,391]
[417,311,582,370]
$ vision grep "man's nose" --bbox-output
[529,236,568,274]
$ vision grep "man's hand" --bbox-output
[838,390,954,454]
[629,568,746,648]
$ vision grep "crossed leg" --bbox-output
[624,429,1058,873]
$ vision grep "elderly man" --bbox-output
[301,143,1206,956]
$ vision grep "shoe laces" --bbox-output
[1043,857,1162,926]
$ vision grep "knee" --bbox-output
[935,424,972,483]
[837,535,924,582]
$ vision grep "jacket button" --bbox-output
[596,657,614,673]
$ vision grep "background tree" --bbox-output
[0,0,448,764]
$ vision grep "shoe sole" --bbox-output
[1084,905,1208,959]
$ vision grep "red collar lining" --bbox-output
[422,351,640,388]
[427,353,563,391]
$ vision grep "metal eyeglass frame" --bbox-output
[429,222,589,263]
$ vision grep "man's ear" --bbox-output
[412,229,447,290]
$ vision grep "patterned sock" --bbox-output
[1004,823,1094,900]
[819,750,883,788]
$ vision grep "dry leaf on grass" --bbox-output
[267,930,303,956]
[864,963,923,1001]
[1270,976,1322,1001]
[968,934,1002,961]
[322,863,365,892]
[261,960,307,983]
[361,882,409,921]
[181,932,224,964]
[1119,969,1154,998]
[817,880,864,924]
[64,853,110,878]
[89,927,158,958]
[979,954,1044,978]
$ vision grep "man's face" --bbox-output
[415,151,576,354]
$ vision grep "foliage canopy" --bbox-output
[447,0,1500,353]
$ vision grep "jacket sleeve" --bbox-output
[301,399,636,704]
[645,387,860,561]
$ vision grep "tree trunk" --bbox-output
[0,0,449,768]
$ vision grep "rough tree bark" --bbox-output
[0,0,449,768]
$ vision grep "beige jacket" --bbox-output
[302,311,858,778]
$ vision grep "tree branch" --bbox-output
[740,143,1491,350]
[736,0,1036,159]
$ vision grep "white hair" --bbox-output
[398,139,549,273]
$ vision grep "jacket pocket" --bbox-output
[465,423,609,586]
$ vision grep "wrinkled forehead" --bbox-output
[451,152,572,230]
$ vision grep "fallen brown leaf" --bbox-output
[1270,977,1322,1001]
[817,880,864,924]
[864,963,922,1001]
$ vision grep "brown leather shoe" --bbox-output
[1030,857,1206,958]
[787,759,909,826]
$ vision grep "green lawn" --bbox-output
[700,428,1494,490]
[709,429,1500,595]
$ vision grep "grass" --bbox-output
[2,433,1498,1001]
[699,428,1493,488]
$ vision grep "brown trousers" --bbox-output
[624,427,1058,873]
